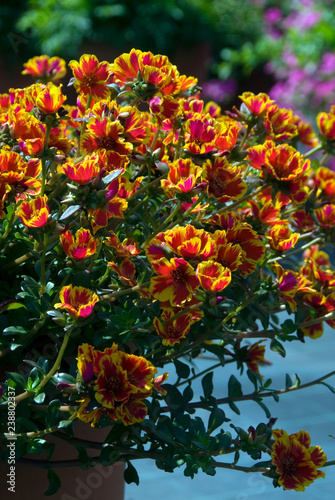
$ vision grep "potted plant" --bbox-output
[0,50,335,498]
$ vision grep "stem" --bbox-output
[141,200,183,249]
[0,205,17,247]
[3,410,77,439]
[160,369,335,412]
[14,326,74,403]
[39,232,49,295]
[212,460,270,473]
[127,172,168,202]
[303,144,323,158]
[100,281,151,300]
[77,94,92,156]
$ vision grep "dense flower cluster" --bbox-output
[0,51,333,493]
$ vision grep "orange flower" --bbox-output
[22,55,66,82]
[149,257,199,307]
[271,429,327,491]
[69,54,112,100]
[202,158,247,203]
[153,309,195,346]
[271,261,313,312]
[267,224,299,251]
[239,91,275,115]
[118,351,157,393]
[60,228,97,260]
[35,83,66,115]
[16,195,49,227]
[54,285,99,318]
[196,261,231,292]
[88,197,127,234]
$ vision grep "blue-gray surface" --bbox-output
[126,324,335,500]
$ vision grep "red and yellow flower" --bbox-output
[16,195,49,227]
[161,158,203,197]
[35,83,66,115]
[317,105,335,139]
[202,158,248,203]
[315,204,335,228]
[153,308,195,346]
[54,285,99,318]
[267,224,299,251]
[22,55,66,82]
[196,261,231,292]
[239,92,275,116]
[149,257,199,307]
[264,105,298,142]
[271,429,327,491]
[60,228,97,260]
[61,156,101,185]
[69,54,112,100]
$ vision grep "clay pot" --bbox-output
[1,422,125,500]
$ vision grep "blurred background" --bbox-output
[2,0,335,119]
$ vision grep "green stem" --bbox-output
[127,172,168,202]
[0,205,17,246]
[100,280,151,300]
[14,326,74,403]
[39,232,49,295]
[141,200,183,249]
[212,460,269,473]
[303,144,323,158]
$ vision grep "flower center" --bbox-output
[210,176,226,197]
[106,377,121,395]
[97,136,116,150]
[281,457,297,476]
[171,268,187,283]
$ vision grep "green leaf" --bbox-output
[59,204,81,220]
[208,408,226,434]
[44,468,61,496]
[319,381,335,393]
[3,326,28,336]
[281,319,297,335]
[0,300,26,312]
[285,374,293,389]
[45,399,61,428]
[101,168,124,186]
[174,359,190,379]
[202,372,214,400]
[124,461,139,485]
[255,398,271,418]
[58,420,74,429]
[228,374,243,398]
[228,400,240,415]
[270,338,286,358]
[6,372,26,389]
[246,369,260,391]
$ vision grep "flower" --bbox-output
[22,55,66,82]
[16,195,49,227]
[54,285,99,318]
[35,83,66,115]
[271,429,327,491]
[60,228,97,260]
[149,257,199,307]
[69,54,112,100]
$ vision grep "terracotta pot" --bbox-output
[1,422,125,500]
